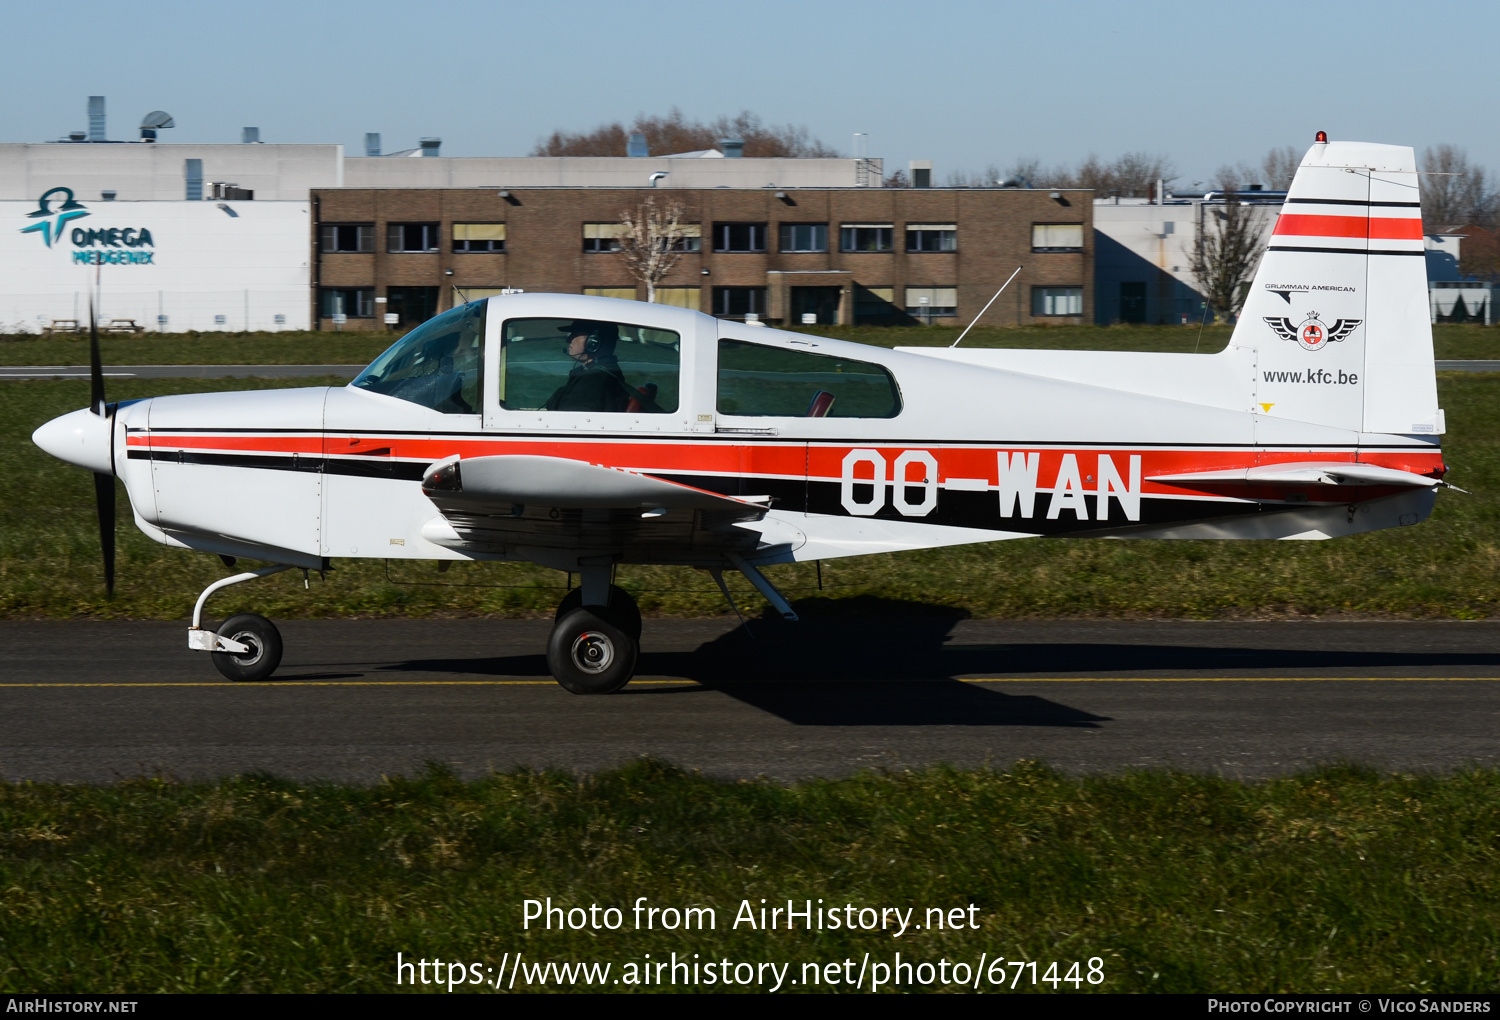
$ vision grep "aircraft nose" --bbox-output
[33,407,114,475]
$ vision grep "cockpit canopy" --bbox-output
[351,301,484,414]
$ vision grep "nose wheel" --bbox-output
[211,613,284,682]
[547,586,640,694]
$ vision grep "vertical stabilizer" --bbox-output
[1227,139,1440,436]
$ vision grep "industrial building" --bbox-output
[311,185,1092,330]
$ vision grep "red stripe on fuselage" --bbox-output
[133,432,1446,496]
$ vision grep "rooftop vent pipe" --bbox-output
[719,137,744,158]
[88,97,105,141]
[139,110,173,142]
[419,137,441,157]
[365,132,381,157]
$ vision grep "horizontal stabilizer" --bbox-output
[1148,462,1440,488]
[422,454,767,515]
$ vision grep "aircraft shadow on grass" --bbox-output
[368,596,1500,727]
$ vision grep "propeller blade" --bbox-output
[93,470,115,597]
[89,297,105,414]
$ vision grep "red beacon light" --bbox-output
[1315,130,1328,143]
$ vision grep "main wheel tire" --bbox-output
[554,584,642,640]
[211,613,284,682]
[547,607,637,695]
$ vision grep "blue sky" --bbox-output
[5,0,1495,187]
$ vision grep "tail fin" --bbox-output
[1229,139,1441,436]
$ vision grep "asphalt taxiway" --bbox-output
[2,618,1497,783]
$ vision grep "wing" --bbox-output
[419,454,772,559]
[1326,319,1362,343]
[1263,317,1298,342]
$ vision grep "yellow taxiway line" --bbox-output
[0,677,1497,688]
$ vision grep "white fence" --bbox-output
[0,289,310,334]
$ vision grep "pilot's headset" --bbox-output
[581,322,619,357]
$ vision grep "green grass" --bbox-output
[1,761,1495,993]
[0,330,394,366]
[4,372,1499,622]
[2,323,1495,365]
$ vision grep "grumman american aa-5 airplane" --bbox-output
[34,135,1456,693]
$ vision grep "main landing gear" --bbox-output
[544,557,799,695]
[548,575,642,695]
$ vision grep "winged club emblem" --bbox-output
[1264,311,1361,352]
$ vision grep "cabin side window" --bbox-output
[497,317,680,414]
[716,339,902,418]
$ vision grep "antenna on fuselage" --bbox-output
[950,265,1022,348]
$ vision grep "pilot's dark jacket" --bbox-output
[544,356,630,412]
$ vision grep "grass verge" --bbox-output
[3,374,1499,621]
[1,323,1495,365]
[0,761,1495,993]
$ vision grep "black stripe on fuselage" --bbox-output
[128,448,427,480]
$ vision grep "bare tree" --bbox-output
[618,196,690,303]
[1262,146,1300,190]
[943,163,1003,188]
[1420,145,1500,229]
[997,152,1176,197]
[534,108,838,158]
[1190,185,1267,321]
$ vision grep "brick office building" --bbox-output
[311,186,1092,330]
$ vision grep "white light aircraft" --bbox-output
[34,136,1453,693]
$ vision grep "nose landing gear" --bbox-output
[186,563,295,681]
[211,613,283,682]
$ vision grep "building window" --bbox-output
[713,223,767,253]
[583,223,627,253]
[840,224,894,252]
[717,339,902,418]
[583,287,638,300]
[779,223,828,253]
[320,224,374,253]
[666,224,702,252]
[320,287,375,318]
[906,224,956,252]
[713,287,767,318]
[453,223,506,253]
[1032,223,1084,252]
[1032,286,1083,317]
[905,287,958,318]
[387,223,440,253]
[854,285,898,324]
[655,287,701,310]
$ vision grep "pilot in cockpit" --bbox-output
[544,320,632,412]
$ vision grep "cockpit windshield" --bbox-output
[351,301,485,414]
